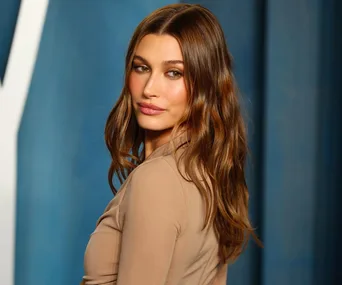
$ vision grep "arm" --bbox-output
[117,159,186,285]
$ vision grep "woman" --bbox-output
[82,3,260,285]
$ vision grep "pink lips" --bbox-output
[138,102,165,115]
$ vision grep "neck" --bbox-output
[144,129,172,158]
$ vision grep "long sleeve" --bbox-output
[117,158,187,285]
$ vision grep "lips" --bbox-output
[137,102,165,115]
[138,102,165,111]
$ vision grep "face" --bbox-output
[129,34,187,134]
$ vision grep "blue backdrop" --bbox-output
[0,0,341,284]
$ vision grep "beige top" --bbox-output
[82,139,228,285]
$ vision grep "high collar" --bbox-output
[144,131,189,162]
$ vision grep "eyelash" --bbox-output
[132,64,183,79]
[166,70,182,78]
[132,64,149,73]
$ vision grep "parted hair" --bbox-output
[105,3,261,264]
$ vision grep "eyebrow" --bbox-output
[133,55,184,65]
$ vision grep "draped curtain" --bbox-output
[0,0,340,284]
[193,1,342,285]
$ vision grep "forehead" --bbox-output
[135,34,183,61]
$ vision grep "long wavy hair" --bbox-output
[105,3,261,264]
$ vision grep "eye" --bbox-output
[166,70,183,79]
[132,64,149,73]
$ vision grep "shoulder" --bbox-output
[129,156,183,193]
[124,157,187,229]
[134,155,178,177]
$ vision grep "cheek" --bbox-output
[168,81,187,110]
[128,73,144,99]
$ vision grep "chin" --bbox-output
[136,117,173,132]
[137,123,169,132]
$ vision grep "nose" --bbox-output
[143,73,161,98]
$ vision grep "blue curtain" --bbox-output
[15,1,175,284]
[183,1,342,285]
[0,0,340,284]
[0,0,20,81]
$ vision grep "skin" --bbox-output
[129,34,188,158]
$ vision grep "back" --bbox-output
[82,141,227,284]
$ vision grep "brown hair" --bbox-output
[105,3,261,264]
